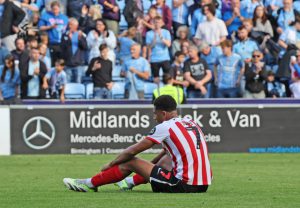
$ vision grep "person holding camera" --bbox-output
[244,50,267,99]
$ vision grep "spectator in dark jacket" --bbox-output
[20,47,47,99]
[244,50,267,99]
[0,0,25,51]
[11,37,29,64]
[61,18,88,83]
[79,4,102,34]
[67,0,93,20]
[86,44,113,99]
[99,0,120,35]
[123,0,143,28]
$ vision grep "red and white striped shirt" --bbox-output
[146,117,212,186]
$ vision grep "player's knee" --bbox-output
[119,157,138,171]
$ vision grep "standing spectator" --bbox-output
[183,45,212,98]
[170,51,189,87]
[146,16,172,83]
[39,43,51,71]
[38,1,68,66]
[264,0,283,15]
[194,3,228,47]
[171,26,193,57]
[265,70,286,98]
[244,50,267,98]
[139,6,157,39]
[86,44,113,99]
[275,0,298,35]
[123,0,144,28]
[153,0,172,31]
[86,19,116,64]
[289,52,300,98]
[0,0,25,51]
[43,59,67,103]
[233,25,259,63]
[223,0,246,35]
[26,11,40,38]
[99,0,120,35]
[252,5,274,37]
[11,37,29,63]
[199,41,223,98]
[0,55,20,102]
[121,44,150,99]
[172,0,189,36]
[0,39,9,66]
[79,4,102,34]
[20,47,47,99]
[61,18,88,83]
[278,17,300,50]
[118,27,137,64]
[67,0,93,20]
[214,40,244,98]
[190,0,222,36]
[240,0,263,19]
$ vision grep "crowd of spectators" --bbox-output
[1,0,300,103]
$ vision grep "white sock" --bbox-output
[125,177,134,187]
[85,178,95,188]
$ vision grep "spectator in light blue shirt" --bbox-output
[38,1,68,65]
[274,0,296,35]
[222,0,247,35]
[146,16,171,83]
[43,59,67,103]
[0,55,20,101]
[172,0,189,36]
[0,41,10,66]
[118,27,137,64]
[200,42,223,98]
[215,40,244,98]
[233,25,259,63]
[240,0,263,19]
[121,44,150,99]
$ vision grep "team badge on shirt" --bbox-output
[149,127,156,135]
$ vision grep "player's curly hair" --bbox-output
[154,95,177,112]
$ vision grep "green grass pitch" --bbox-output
[0,154,300,208]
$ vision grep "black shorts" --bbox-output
[151,61,171,78]
[149,165,208,193]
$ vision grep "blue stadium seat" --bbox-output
[144,82,158,99]
[112,81,126,99]
[112,65,125,81]
[64,83,86,99]
[85,83,94,99]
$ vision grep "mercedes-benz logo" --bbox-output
[22,116,55,150]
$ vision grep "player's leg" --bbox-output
[63,157,155,192]
[116,154,172,190]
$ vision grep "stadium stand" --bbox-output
[1,0,300,103]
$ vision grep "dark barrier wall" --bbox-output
[10,104,300,154]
